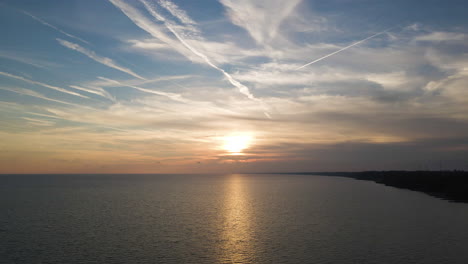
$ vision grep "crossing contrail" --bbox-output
[296,28,393,70]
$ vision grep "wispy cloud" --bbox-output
[97,76,187,102]
[157,0,197,26]
[0,51,59,69]
[57,38,146,80]
[107,0,194,60]
[0,71,87,98]
[68,85,113,100]
[413,32,467,43]
[110,0,258,102]
[0,86,81,106]
[83,74,193,89]
[219,0,302,45]
[22,117,55,127]
[21,10,89,45]
[142,0,259,101]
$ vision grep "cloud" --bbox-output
[82,74,193,89]
[219,0,302,45]
[140,0,258,100]
[109,0,259,102]
[107,0,196,60]
[97,76,187,102]
[414,32,467,43]
[21,10,89,45]
[128,38,171,51]
[68,85,113,100]
[0,51,60,69]
[0,86,81,106]
[57,38,146,80]
[239,137,468,172]
[157,0,197,25]
[22,117,55,127]
[427,68,468,107]
[0,71,87,98]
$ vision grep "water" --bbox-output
[1,174,468,264]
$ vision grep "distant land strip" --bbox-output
[283,171,468,203]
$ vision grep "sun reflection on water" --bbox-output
[218,174,255,263]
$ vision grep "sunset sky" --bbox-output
[1,0,467,173]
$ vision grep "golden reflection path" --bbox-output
[218,174,255,263]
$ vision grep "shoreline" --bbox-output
[288,171,468,203]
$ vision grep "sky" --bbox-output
[0,0,467,173]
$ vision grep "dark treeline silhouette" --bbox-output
[287,171,468,203]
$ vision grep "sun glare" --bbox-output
[222,135,252,154]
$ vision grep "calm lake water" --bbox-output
[1,174,468,264]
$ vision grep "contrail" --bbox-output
[296,28,393,70]
[0,71,87,98]
[57,38,146,80]
[97,77,187,103]
[109,0,272,118]
[21,11,89,45]
[139,0,257,100]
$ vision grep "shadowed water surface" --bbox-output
[1,174,468,263]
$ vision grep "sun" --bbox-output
[222,135,252,154]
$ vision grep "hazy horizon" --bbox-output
[1,0,468,173]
